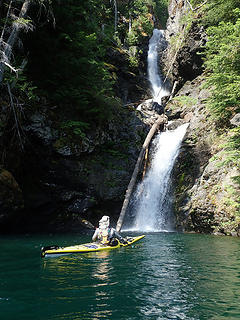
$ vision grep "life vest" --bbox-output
[99,228,110,245]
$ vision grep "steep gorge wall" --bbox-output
[164,0,240,236]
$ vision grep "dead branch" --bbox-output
[186,0,207,11]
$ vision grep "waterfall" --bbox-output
[123,29,188,232]
[129,124,188,232]
[148,29,169,105]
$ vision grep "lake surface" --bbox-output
[1,232,240,319]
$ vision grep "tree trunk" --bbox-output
[142,147,149,179]
[116,115,168,232]
[0,0,31,83]
[129,14,132,33]
[114,0,118,33]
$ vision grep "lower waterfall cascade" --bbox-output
[129,123,189,232]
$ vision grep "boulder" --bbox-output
[230,113,240,127]
[0,169,23,224]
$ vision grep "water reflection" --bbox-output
[40,250,115,319]
[92,251,111,282]
[91,251,114,319]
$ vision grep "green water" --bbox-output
[1,232,240,320]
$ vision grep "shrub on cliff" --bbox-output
[203,11,240,123]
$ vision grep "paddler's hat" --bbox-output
[99,215,110,228]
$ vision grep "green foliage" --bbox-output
[60,121,90,138]
[15,18,32,25]
[203,12,240,123]
[199,2,240,226]
[208,128,240,222]
[0,0,169,131]
[126,6,154,47]
[126,0,169,28]
[154,0,169,27]
[209,128,240,168]
[25,0,116,124]
[201,0,240,26]
[124,0,168,47]
[222,128,240,167]
[4,70,38,102]
[22,0,169,126]
[101,141,128,160]
[128,54,139,68]
[173,95,198,107]
[127,31,139,46]
[232,176,240,185]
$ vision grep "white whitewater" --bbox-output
[124,29,188,232]
[130,123,188,232]
[148,29,169,104]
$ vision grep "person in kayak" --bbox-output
[92,215,127,245]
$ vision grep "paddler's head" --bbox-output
[99,215,110,229]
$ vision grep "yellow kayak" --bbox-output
[41,235,145,258]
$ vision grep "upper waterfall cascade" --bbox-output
[148,29,169,105]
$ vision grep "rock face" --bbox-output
[106,44,150,105]
[0,73,149,232]
[164,0,240,236]
[167,76,240,236]
[163,0,206,90]
[15,105,147,232]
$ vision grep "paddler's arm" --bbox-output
[111,228,127,244]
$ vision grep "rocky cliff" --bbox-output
[163,0,240,236]
[0,4,155,233]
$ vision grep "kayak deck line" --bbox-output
[41,235,145,258]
